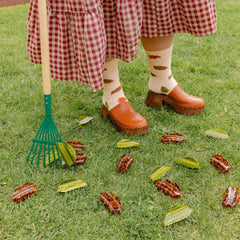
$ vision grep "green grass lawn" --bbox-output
[0,1,240,239]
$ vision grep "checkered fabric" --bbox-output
[103,0,142,62]
[28,0,106,91]
[27,0,217,92]
[141,0,217,37]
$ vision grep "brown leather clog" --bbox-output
[145,85,205,115]
[101,102,148,136]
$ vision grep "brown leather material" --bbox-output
[145,85,205,115]
[101,102,148,136]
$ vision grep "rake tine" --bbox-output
[49,124,55,142]
[36,125,47,166]
[51,127,62,167]
[26,123,44,162]
[35,125,47,164]
[48,128,57,168]
[53,126,61,142]
[46,127,51,167]
[47,144,51,168]
[54,142,63,168]
[57,148,63,168]
[31,143,40,164]
[47,143,51,168]
[51,144,56,167]
[43,141,47,167]
[55,127,62,141]
[52,123,61,141]
[53,128,64,168]
[31,126,45,164]
[36,142,43,166]
[26,142,35,162]
[52,145,58,168]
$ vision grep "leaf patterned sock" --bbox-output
[145,45,178,95]
[103,59,128,110]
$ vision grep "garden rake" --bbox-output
[26,0,63,168]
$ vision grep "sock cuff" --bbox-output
[104,59,119,69]
[103,59,119,81]
[145,45,173,57]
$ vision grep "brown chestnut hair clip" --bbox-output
[117,154,133,174]
[210,154,230,174]
[99,192,122,214]
[66,141,86,151]
[156,179,182,199]
[11,183,38,203]
[222,187,239,208]
[161,133,185,144]
[62,152,88,168]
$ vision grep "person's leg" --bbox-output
[101,58,148,136]
[141,35,205,115]
[102,58,128,111]
[141,35,173,51]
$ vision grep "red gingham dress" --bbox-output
[27,0,217,91]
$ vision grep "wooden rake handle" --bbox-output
[38,0,51,95]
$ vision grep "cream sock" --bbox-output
[103,59,128,110]
[145,45,178,94]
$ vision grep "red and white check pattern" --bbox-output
[142,0,217,37]
[28,0,217,91]
[28,0,106,91]
[103,0,143,62]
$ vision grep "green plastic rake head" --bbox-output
[26,94,64,168]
